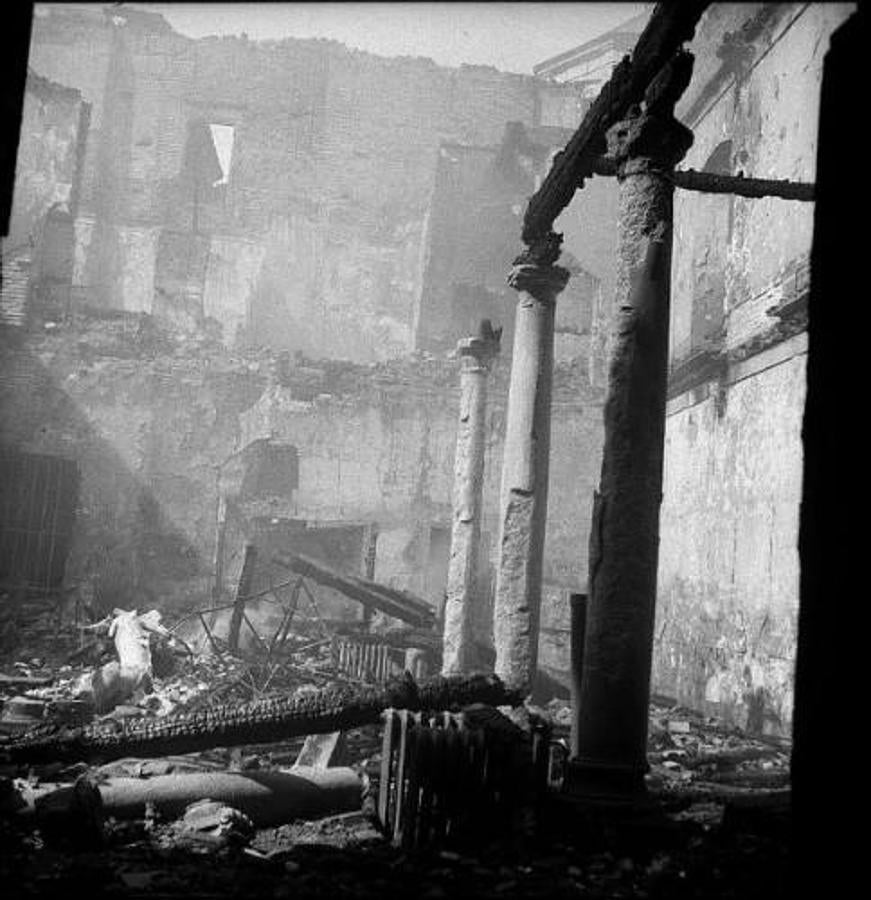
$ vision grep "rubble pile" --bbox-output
[0,609,791,898]
[0,612,351,734]
[540,695,790,795]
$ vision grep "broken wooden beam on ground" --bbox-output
[2,673,520,765]
[272,551,436,629]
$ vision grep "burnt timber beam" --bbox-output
[522,0,710,249]
[2,673,520,765]
[668,167,814,201]
[272,552,436,630]
[228,543,257,652]
[590,157,815,201]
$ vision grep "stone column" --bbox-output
[569,69,693,797]
[493,255,569,695]
[442,321,500,675]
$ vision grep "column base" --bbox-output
[563,756,649,804]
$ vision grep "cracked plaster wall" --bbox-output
[654,3,854,735]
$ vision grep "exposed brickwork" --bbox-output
[24,6,587,362]
[0,68,87,327]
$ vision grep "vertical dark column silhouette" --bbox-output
[1,4,33,237]
[569,54,694,798]
[793,7,861,894]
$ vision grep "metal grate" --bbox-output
[332,633,409,683]
[0,449,79,593]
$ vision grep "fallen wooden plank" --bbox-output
[228,543,257,652]
[272,551,436,629]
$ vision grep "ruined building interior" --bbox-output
[0,2,860,897]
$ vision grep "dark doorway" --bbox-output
[0,448,79,592]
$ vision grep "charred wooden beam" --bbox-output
[228,543,257,652]
[590,156,815,200]
[522,0,710,248]
[669,167,815,201]
[1,673,518,765]
[272,551,436,629]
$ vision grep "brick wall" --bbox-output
[0,68,88,327]
[25,7,586,362]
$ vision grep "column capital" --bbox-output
[507,262,570,303]
[605,51,695,174]
[605,110,694,174]
[457,325,501,370]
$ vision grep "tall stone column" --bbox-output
[442,321,500,675]
[493,251,569,695]
[569,62,694,797]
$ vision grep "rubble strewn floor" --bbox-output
[1,651,791,899]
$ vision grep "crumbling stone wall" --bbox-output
[0,313,601,673]
[655,2,854,735]
[25,5,585,363]
[0,69,88,327]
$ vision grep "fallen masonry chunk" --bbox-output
[174,805,255,849]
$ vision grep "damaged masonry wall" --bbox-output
[24,4,586,363]
[0,70,89,328]
[655,3,854,736]
[0,315,602,683]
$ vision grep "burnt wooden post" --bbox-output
[442,321,500,675]
[568,593,587,758]
[568,54,694,797]
[360,523,378,631]
[211,492,228,603]
[228,543,257,653]
[493,240,569,695]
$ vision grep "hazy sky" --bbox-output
[133,3,650,75]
